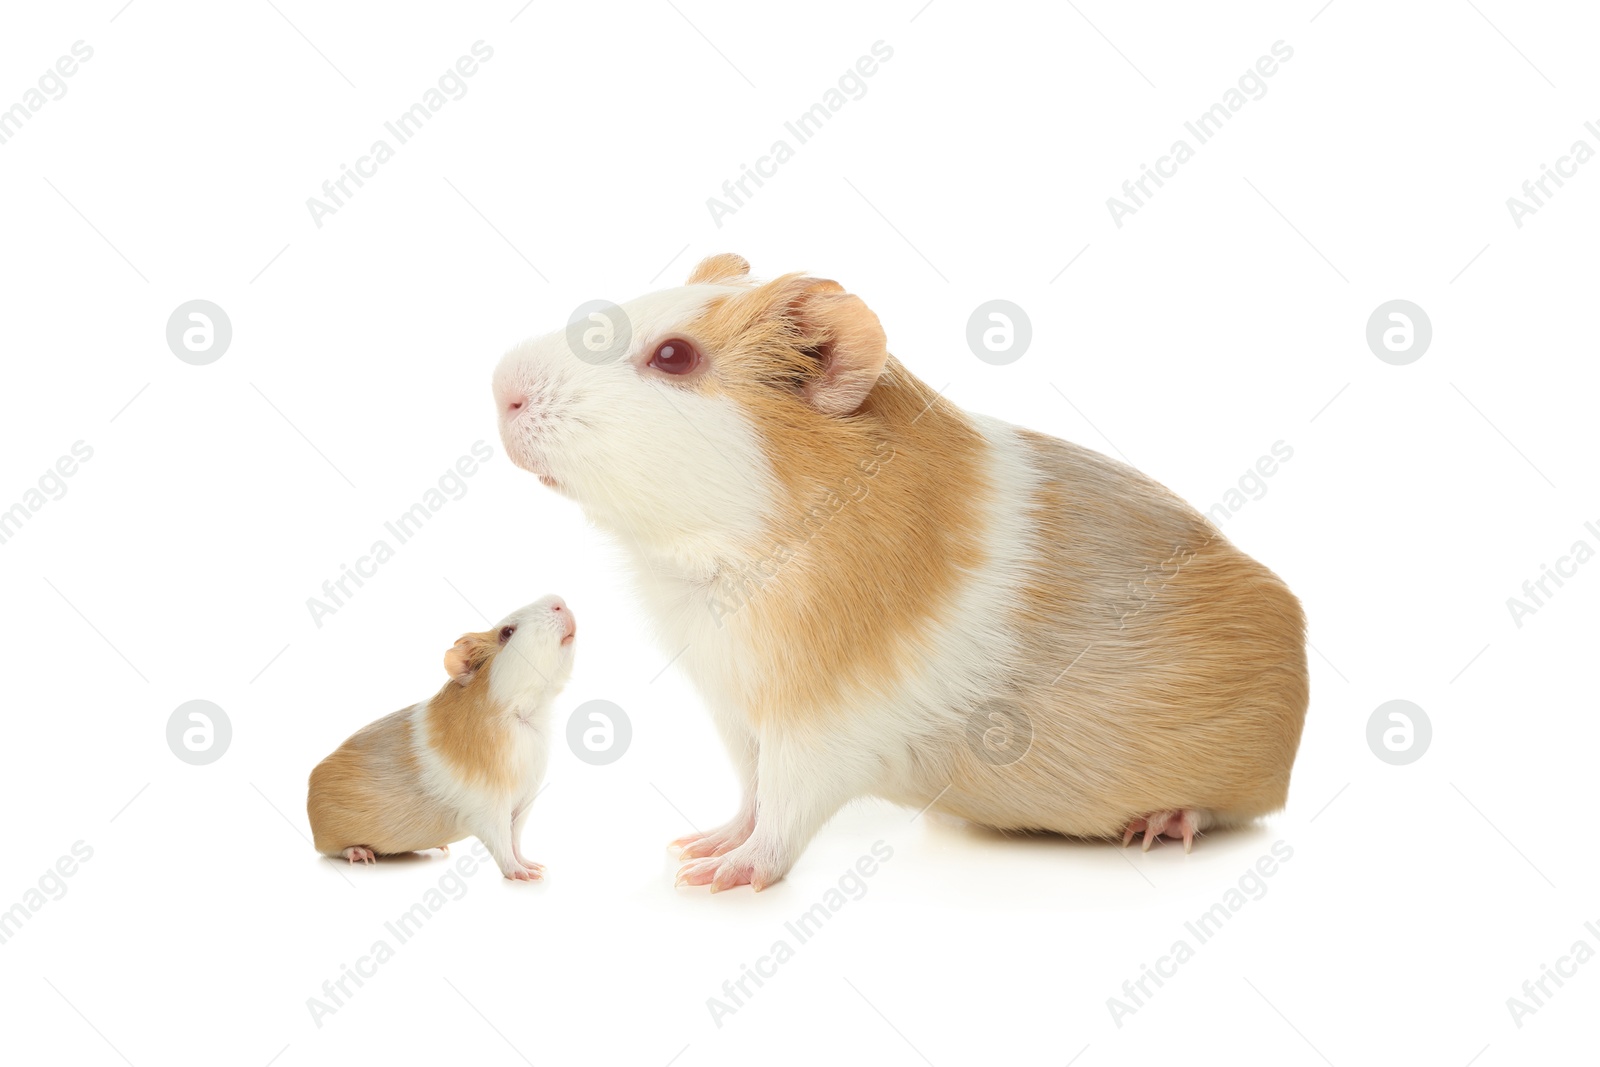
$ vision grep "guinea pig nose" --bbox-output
[493,377,528,416]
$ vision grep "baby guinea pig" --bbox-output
[491,254,1308,892]
[307,596,576,880]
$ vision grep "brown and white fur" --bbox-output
[307,596,576,879]
[491,255,1308,891]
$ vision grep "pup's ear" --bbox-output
[686,253,750,285]
[774,275,889,416]
[443,631,496,686]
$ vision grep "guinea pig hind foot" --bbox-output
[340,846,377,864]
[1122,809,1208,853]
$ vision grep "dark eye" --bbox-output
[498,625,516,644]
[648,338,700,375]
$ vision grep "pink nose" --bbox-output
[550,599,576,640]
[493,376,527,417]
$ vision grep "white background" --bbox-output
[1,1,1595,1064]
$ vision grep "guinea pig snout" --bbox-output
[492,352,551,415]
[494,376,533,418]
[550,599,576,645]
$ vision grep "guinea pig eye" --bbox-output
[498,625,516,645]
[648,338,700,375]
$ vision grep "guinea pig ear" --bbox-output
[442,631,496,686]
[780,277,889,417]
[686,253,750,285]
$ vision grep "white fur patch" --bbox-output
[493,284,779,571]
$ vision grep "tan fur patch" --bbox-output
[424,650,520,792]
[933,429,1309,836]
[679,276,989,726]
[307,708,461,855]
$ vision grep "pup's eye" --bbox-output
[648,338,700,375]
[498,625,516,644]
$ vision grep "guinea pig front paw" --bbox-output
[504,863,544,882]
[341,846,377,865]
[675,844,779,893]
[671,813,756,860]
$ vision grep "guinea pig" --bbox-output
[491,254,1307,891]
[307,596,576,880]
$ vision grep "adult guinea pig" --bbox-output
[307,596,576,879]
[490,254,1307,891]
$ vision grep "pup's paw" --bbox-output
[341,846,376,865]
